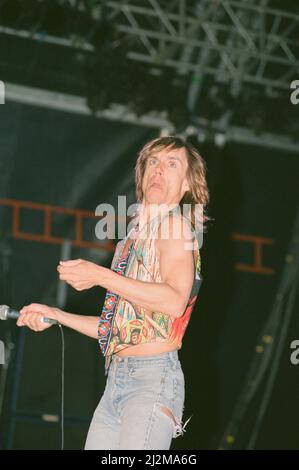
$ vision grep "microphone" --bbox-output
[0,304,59,325]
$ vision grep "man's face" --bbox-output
[141,147,190,206]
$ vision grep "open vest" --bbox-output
[98,206,202,375]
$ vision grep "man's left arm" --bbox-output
[102,229,194,317]
[58,219,194,318]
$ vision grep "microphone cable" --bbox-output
[57,323,65,451]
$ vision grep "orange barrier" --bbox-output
[0,199,275,274]
[232,233,274,275]
[0,198,115,252]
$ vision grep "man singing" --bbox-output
[17,136,209,450]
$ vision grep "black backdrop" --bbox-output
[0,101,298,449]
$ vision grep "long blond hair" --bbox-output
[135,136,210,231]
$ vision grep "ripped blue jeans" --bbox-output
[84,350,191,450]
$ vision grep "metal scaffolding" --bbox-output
[105,0,299,92]
[0,0,299,150]
[1,1,298,91]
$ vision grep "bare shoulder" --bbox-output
[156,212,195,294]
[156,211,196,255]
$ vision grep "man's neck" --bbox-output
[137,202,179,231]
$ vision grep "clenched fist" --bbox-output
[57,258,104,291]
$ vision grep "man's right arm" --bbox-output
[17,303,99,339]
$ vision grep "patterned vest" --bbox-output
[98,207,202,375]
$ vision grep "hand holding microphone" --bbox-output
[1,303,62,332]
[2,258,98,333]
[17,304,61,331]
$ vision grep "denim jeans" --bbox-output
[84,350,191,450]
